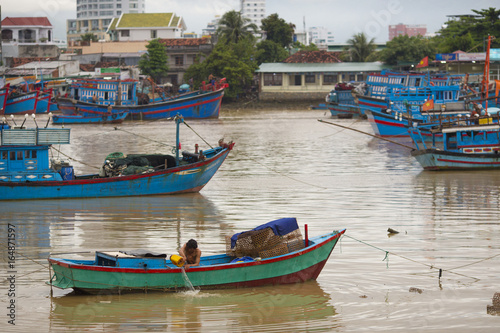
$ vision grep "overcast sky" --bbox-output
[2,0,499,42]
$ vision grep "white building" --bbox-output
[240,0,266,28]
[308,26,335,46]
[1,17,54,43]
[106,13,187,42]
[68,0,146,44]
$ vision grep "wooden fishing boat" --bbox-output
[4,90,39,115]
[51,111,128,124]
[326,82,362,118]
[56,78,227,120]
[409,114,500,170]
[47,218,345,294]
[0,115,233,200]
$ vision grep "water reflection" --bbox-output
[49,281,339,332]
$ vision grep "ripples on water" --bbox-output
[1,110,499,332]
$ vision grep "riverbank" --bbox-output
[223,99,324,111]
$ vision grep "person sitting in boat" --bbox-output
[179,239,201,268]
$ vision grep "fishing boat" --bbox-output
[51,111,129,124]
[409,114,500,170]
[57,78,227,120]
[4,90,39,115]
[326,82,362,118]
[0,115,233,200]
[47,218,345,294]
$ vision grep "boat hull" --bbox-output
[0,148,230,200]
[328,103,361,118]
[4,91,38,114]
[48,230,345,294]
[411,149,500,170]
[52,112,128,124]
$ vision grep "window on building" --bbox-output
[151,30,157,38]
[305,74,316,84]
[175,56,184,66]
[324,75,338,85]
[121,30,129,37]
[263,73,282,86]
[349,74,356,81]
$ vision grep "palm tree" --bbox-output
[345,32,376,62]
[216,10,258,44]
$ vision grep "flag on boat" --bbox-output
[422,99,434,111]
[416,56,429,68]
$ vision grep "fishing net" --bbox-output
[225,227,304,259]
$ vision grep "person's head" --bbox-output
[186,239,198,250]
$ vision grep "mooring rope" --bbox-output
[343,234,499,279]
[113,127,176,150]
[50,146,100,170]
[182,121,213,149]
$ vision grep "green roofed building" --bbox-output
[255,62,390,102]
[107,13,187,42]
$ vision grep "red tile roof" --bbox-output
[158,38,211,47]
[284,50,342,63]
[1,17,52,27]
[11,57,58,67]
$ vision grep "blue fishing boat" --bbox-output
[0,115,233,200]
[4,90,39,115]
[326,82,362,118]
[409,114,500,170]
[56,78,227,120]
[47,218,345,294]
[51,111,129,124]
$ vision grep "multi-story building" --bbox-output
[240,0,266,28]
[67,0,146,46]
[308,26,335,47]
[388,23,427,41]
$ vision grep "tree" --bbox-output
[79,33,98,43]
[435,7,500,51]
[255,40,288,64]
[138,39,169,83]
[343,32,376,62]
[378,35,437,66]
[185,36,258,100]
[216,10,257,44]
[261,14,294,48]
[290,42,319,52]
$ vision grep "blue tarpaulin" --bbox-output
[230,218,299,248]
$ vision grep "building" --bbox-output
[202,15,221,38]
[308,26,335,47]
[1,17,54,43]
[388,23,427,41]
[240,0,266,28]
[67,0,146,45]
[1,17,60,62]
[256,62,389,102]
[106,13,187,42]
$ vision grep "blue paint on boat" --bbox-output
[0,115,233,200]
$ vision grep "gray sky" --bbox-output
[1,0,499,42]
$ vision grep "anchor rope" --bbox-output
[0,241,49,269]
[182,121,213,149]
[343,234,499,278]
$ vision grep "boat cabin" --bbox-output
[0,124,72,182]
[69,78,138,106]
[441,122,500,153]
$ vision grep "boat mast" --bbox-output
[482,35,491,112]
[174,114,184,165]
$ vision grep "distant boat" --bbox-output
[47,218,345,294]
[56,78,228,120]
[326,82,362,118]
[0,115,233,200]
[409,113,500,170]
[51,111,129,124]
[4,90,39,115]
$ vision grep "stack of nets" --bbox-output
[226,227,304,259]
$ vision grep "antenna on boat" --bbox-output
[20,114,28,128]
[10,114,17,126]
[45,112,52,128]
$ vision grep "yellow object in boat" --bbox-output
[170,254,185,267]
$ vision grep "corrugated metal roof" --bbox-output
[256,62,390,73]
